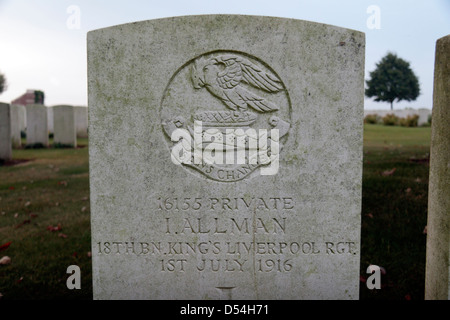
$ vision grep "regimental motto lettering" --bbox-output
[160,51,292,182]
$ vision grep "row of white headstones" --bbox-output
[0,104,88,156]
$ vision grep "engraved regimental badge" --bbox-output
[161,51,291,182]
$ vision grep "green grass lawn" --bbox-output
[0,138,92,299]
[360,124,430,300]
[364,123,431,148]
[0,126,432,300]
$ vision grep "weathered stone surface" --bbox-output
[425,34,450,300]
[0,102,12,161]
[26,104,48,147]
[88,15,365,300]
[53,105,77,147]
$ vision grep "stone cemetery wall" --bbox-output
[53,105,77,147]
[88,15,365,300]
[0,102,12,161]
[26,104,49,147]
[425,34,450,300]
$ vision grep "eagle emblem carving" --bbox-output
[191,54,283,113]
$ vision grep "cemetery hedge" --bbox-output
[364,113,428,127]
[0,126,432,300]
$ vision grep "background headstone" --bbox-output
[0,102,12,161]
[26,104,48,147]
[425,34,450,300]
[10,104,22,148]
[88,15,365,300]
[53,105,77,147]
[12,104,27,134]
[74,106,88,138]
[47,106,54,134]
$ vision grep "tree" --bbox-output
[34,90,44,104]
[365,52,420,110]
[0,72,6,94]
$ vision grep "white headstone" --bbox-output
[17,104,26,132]
[88,15,365,300]
[10,104,22,148]
[26,104,49,147]
[425,34,450,300]
[74,106,88,138]
[47,106,54,134]
[0,102,12,161]
[53,105,77,148]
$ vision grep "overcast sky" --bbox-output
[0,0,448,110]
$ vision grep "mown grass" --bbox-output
[0,126,432,300]
[0,138,92,300]
[360,124,431,300]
